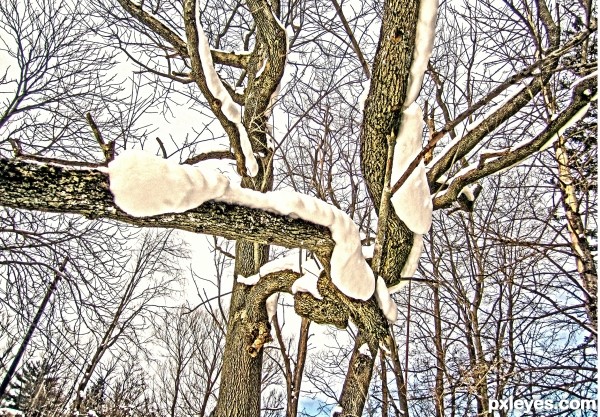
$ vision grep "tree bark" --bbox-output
[0,158,333,257]
[555,135,598,336]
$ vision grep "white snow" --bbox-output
[238,251,322,284]
[361,244,375,259]
[237,273,261,285]
[463,83,528,134]
[0,409,24,417]
[389,234,423,293]
[109,151,375,300]
[358,80,371,111]
[266,292,279,322]
[108,150,230,217]
[540,102,591,150]
[330,405,343,417]
[358,343,371,357]
[570,70,598,92]
[379,341,391,355]
[403,0,438,107]
[459,185,475,201]
[291,274,323,299]
[426,135,462,169]
[256,58,268,78]
[426,83,528,170]
[194,2,258,177]
[375,277,398,321]
[390,103,433,234]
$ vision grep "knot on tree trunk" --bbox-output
[245,321,272,357]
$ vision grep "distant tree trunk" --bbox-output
[0,258,67,399]
[555,136,598,336]
[380,350,389,417]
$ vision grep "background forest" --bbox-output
[0,0,596,416]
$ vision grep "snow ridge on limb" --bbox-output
[193,1,259,177]
[108,151,375,300]
[390,103,433,234]
[374,277,398,321]
[404,0,439,108]
[431,74,598,209]
[238,251,324,300]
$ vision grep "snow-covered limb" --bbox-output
[425,27,596,178]
[108,151,375,300]
[375,277,398,322]
[403,0,438,107]
[291,274,323,300]
[239,251,324,299]
[193,1,258,177]
[390,103,433,235]
[432,74,597,209]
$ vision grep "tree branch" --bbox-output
[432,75,597,209]
[0,158,334,256]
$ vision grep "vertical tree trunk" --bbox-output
[338,333,376,417]
[555,137,598,336]
[213,241,269,417]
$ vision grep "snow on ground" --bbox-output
[108,151,375,300]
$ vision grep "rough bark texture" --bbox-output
[213,242,269,417]
[432,75,598,209]
[0,158,333,256]
[339,334,377,416]
[555,135,598,336]
[360,0,419,285]
[343,1,420,415]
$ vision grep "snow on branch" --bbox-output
[390,103,433,235]
[404,0,439,108]
[108,151,375,300]
[432,74,597,209]
[238,251,323,300]
[192,0,258,177]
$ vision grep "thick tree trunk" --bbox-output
[338,333,377,417]
[213,242,270,417]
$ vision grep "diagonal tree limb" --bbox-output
[115,0,250,68]
[432,75,597,209]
